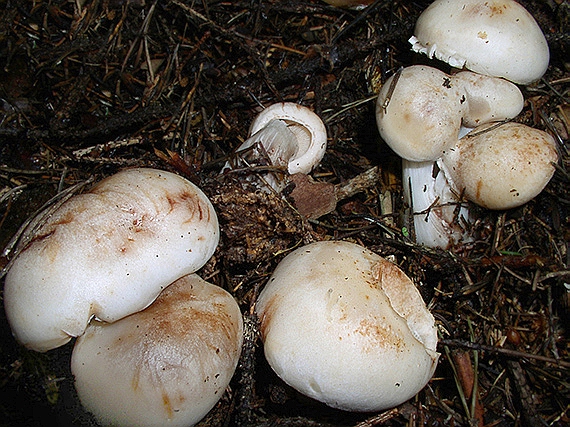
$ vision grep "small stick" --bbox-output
[440,339,570,368]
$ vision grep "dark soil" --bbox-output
[0,0,568,426]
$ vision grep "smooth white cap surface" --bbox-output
[376,66,525,163]
[4,168,219,352]
[454,71,524,127]
[71,274,243,427]
[256,241,439,412]
[439,122,558,209]
[376,65,466,161]
[409,0,550,84]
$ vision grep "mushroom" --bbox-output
[376,65,524,163]
[438,122,559,210]
[402,159,471,249]
[454,70,525,128]
[71,274,243,427]
[222,102,327,191]
[409,0,550,84]
[376,66,524,247]
[375,65,466,162]
[255,240,439,412]
[3,168,219,352]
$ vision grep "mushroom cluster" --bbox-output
[376,66,524,162]
[256,240,439,412]
[3,168,243,426]
[375,0,558,248]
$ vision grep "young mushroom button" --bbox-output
[255,241,439,412]
[3,168,220,352]
[376,65,466,162]
[453,71,524,128]
[71,274,244,427]
[438,122,559,210]
[409,0,550,84]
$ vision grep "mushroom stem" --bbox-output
[403,159,471,249]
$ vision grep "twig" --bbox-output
[335,166,380,200]
[439,339,570,369]
[331,0,395,44]
[354,406,401,426]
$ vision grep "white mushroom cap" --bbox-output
[439,122,558,209]
[71,274,243,427]
[376,65,466,162]
[222,102,327,191]
[409,0,550,84]
[454,71,524,127]
[255,241,439,412]
[4,168,219,352]
[246,102,327,175]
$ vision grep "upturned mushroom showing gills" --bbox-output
[439,122,559,210]
[3,168,219,352]
[409,0,550,85]
[255,241,439,412]
[71,274,244,427]
[222,102,327,191]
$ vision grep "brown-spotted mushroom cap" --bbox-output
[4,168,219,352]
[71,274,243,427]
[439,122,558,209]
[409,0,549,84]
[376,65,466,162]
[255,240,439,412]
